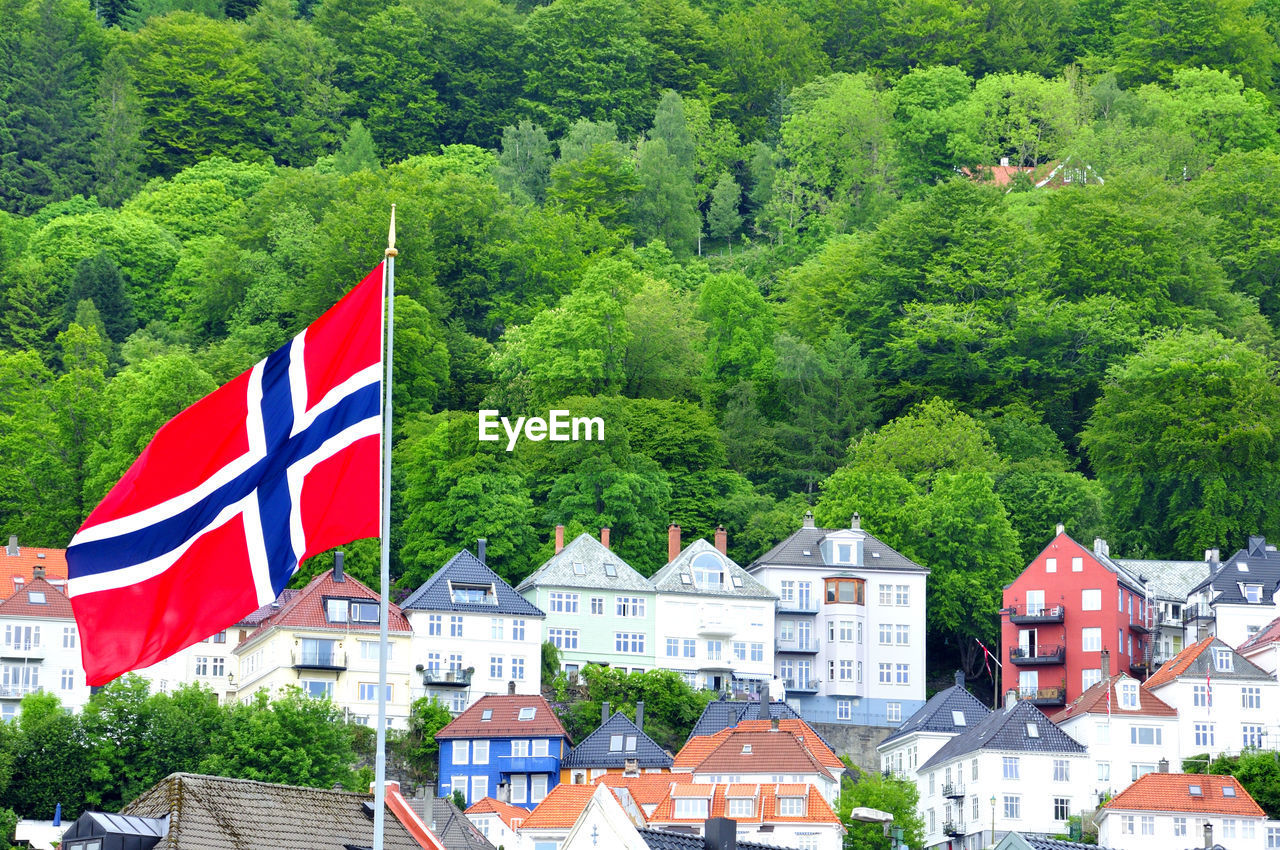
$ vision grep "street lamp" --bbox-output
[990,795,997,848]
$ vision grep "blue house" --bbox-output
[436,691,571,810]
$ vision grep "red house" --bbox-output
[1000,527,1152,708]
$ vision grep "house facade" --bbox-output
[1001,530,1152,709]
[1095,772,1270,850]
[401,548,545,713]
[1237,615,1280,679]
[561,702,673,783]
[229,566,414,727]
[518,530,656,676]
[465,797,526,848]
[1114,554,1209,670]
[877,671,991,781]
[436,692,571,810]
[1185,536,1280,649]
[652,533,776,695]
[747,512,928,725]
[0,571,90,718]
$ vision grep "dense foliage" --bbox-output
[4,0,1280,691]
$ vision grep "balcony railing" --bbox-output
[1009,644,1066,665]
[1025,685,1067,706]
[291,650,347,671]
[942,782,965,799]
[783,678,819,694]
[1183,603,1215,624]
[776,602,819,615]
[0,685,41,699]
[0,643,43,659]
[943,821,966,838]
[775,640,821,654]
[1007,604,1065,624]
[422,668,472,687]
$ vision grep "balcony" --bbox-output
[1025,685,1066,707]
[698,620,735,638]
[1009,644,1066,666]
[1183,603,1215,624]
[943,821,966,838]
[1128,617,1153,635]
[783,678,819,694]
[0,685,41,699]
[1007,604,1065,624]
[776,603,819,616]
[0,644,43,660]
[291,650,347,671]
[942,782,965,799]
[422,668,472,687]
[498,755,560,774]
[775,640,821,655]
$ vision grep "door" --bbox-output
[1026,589,1045,616]
[1019,669,1039,698]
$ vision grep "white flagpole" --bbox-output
[375,205,397,850]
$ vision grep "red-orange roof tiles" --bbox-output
[673,719,842,773]
[1050,674,1177,723]
[595,773,678,807]
[436,694,569,740]
[1105,774,1264,817]
[465,796,529,828]
[518,783,603,830]
[648,782,841,826]
[240,569,411,644]
[0,576,74,618]
[1,548,68,594]
[1143,636,1215,690]
[695,731,834,779]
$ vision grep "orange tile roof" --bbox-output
[240,569,411,644]
[648,782,842,827]
[673,719,843,773]
[1143,636,1215,690]
[436,693,569,740]
[465,796,528,828]
[518,783,603,830]
[0,576,74,618]
[1050,674,1177,722]
[1,547,68,594]
[696,730,834,779]
[594,773,678,807]
[1105,774,1265,817]
[673,732,724,770]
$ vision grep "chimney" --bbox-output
[1204,548,1220,564]
[668,524,681,563]
[5,535,16,556]
[554,525,565,554]
[1093,538,1108,557]
[635,701,644,730]
[602,701,611,724]
[851,513,860,530]
[495,782,508,803]
[601,527,610,549]
[477,538,487,564]
[1004,689,1017,710]
[954,670,964,688]
[1100,649,1110,676]
[802,511,815,529]
[1204,821,1213,849]
[334,550,345,582]
[1055,522,1065,536]
[1158,758,1169,773]
[32,565,44,580]
[714,526,727,555]
[508,681,516,695]
[706,816,738,850]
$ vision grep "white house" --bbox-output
[1184,537,1280,649]
[1142,636,1280,760]
[878,671,991,780]
[1096,772,1269,850]
[0,572,90,718]
[651,532,776,696]
[915,697,1089,850]
[1048,664,1181,800]
[465,796,527,849]
[747,512,928,726]
[400,547,545,713]
[646,782,846,850]
[1237,615,1280,680]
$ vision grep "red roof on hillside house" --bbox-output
[1104,773,1264,817]
[1,540,68,595]
[0,576,74,618]
[436,693,569,740]
[239,569,410,645]
[648,782,842,827]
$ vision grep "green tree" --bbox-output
[494,120,553,203]
[332,120,380,175]
[947,71,1082,168]
[1081,330,1280,557]
[707,171,742,250]
[888,65,972,190]
[632,138,701,255]
[552,666,714,751]
[65,251,136,343]
[837,767,926,850]
[547,129,641,237]
[400,697,454,783]
[621,278,705,401]
[91,50,147,208]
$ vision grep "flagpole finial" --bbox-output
[385,204,398,258]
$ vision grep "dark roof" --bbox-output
[424,797,495,850]
[880,676,991,745]
[61,811,168,843]
[1190,536,1280,604]
[687,698,804,741]
[999,833,1121,850]
[919,700,1085,770]
[747,519,925,573]
[637,827,800,850]
[120,773,424,850]
[400,549,544,617]
[563,711,673,769]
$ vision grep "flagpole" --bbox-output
[375,205,397,850]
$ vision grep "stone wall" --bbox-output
[811,721,895,772]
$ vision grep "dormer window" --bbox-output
[1215,648,1233,672]
[27,591,46,604]
[691,552,724,590]
[1243,584,1263,603]
[1119,681,1139,710]
[450,582,496,605]
[326,598,379,623]
[728,797,754,817]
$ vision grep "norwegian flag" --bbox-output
[66,265,385,685]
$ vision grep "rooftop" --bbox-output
[237,569,411,648]
[1049,673,1177,722]
[1143,636,1272,690]
[519,783,606,830]
[747,516,926,574]
[1104,773,1265,817]
[648,782,843,827]
[517,534,653,593]
[0,541,68,596]
[1190,536,1280,604]
[0,576,74,619]
[1238,614,1280,655]
[649,540,774,599]
[562,710,673,770]
[464,797,528,829]
[400,549,544,617]
[919,700,1085,771]
[436,694,569,740]
[880,673,990,746]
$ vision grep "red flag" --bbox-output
[66,266,385,685]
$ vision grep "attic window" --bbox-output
[680,574,692,585]
[952,711,966,726]
[518,707,536,721]
[1244,584,1263,603]
[482,709,493,721]
[604,563,617,578]
[610,734,624,751]
[742,744,753,754]
[1215,648,1234,672]
[26,591,46,604]
[802,550,811,556]
[691,552,725,589]
[573,562,586,576]
[1238,562,1249,572]
[732,576,743,588]
[871,552,880,558]
[1223,786,1237,797]
[626,736,636,751]
[350,601,379,622]
[450,583,496,605]
[1026,723,1040,738]
[1189,785,1203,797]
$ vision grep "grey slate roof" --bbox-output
[919,700,1086,771]
[517,533,654,593]
[562,711,674,769]
[747,519,926,573]
[120,773,424,850]
[637,827,800,850]
[687,698,806,741]
[996,833,1120,850]
[1114,557,1210,602]
[417,797,496,850]
[1189,536,1280,605]
[879,675,991,746]
[650,539,775,599]
[400,549,544,617]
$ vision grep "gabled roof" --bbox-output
[0,544,68,595]
[879,674,990,746]
[1113,557,1209,602]
[995,833,1120,850]
[687,698,805,741]
[518,783,604,830]
[747,518,925,574]
[693,730,835,780]
[637,827,800,850]
[517,534,653,593]
[595,774,681,809]
[650,540,774,599]
[420,797,493,850]
[1049,673,1177,722]
[0,576,74,618]
[648,782,843,828]
[1143,636,1272,690]
[239,589,300,627]
[400,550,543,617]
[675,721,844,775]
[238,569,411,647]
[1103,773,1265,817]
[563,711,673,769]
[464,797,527,829]
[919,700,1085,770]
[120,772,427,850]
[1238,614,1280,655]
[1190,536,1280,604]
[436,694,569,740]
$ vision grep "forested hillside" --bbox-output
[3,0,1280,677]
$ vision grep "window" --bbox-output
[1046,557,1057,572]
[1174,817,1187,837]
[1071,556,1082,571]
[62,626,77,648]
[1097,762,1110,782]
[1027,722,1040,738]
[300,680,332,699]
[1054,797,1070,820]
[1266,825,1280,849]
[616,633,645,654]
[1053,759,1069,781]
[779,621,794,641]
[512,657,525,680]
[666,637,679,656]
[895,584,909,605]
[691,552,725,589]
[750,642,764,662]
[360,640,393,661]
[1003,757,1019,779]
[683,638,696,657]
[839,660,854,680]
[837,699,852,721]
[1119,681,1139,709]
[972,796,980,819]
[780,580,795,603]
[879,624,893,645]
[195,656,209,676]
[428,614,442,636]
[520,707,539,722]
[824,577,865,604]
[359,682,392,701]
[450,616,463,637]
[1121,815,1135,835]
[1194,684,1210,707]
[1081,628,1101,651]
[675,798,709,818]
[616,596,645,617]
[879,663,892,684]
[728,797,754,817]
[453,741,470,764]
[1224,819,1238,839]
[510,774,527,803]
[778,796,805,816]
[1215,648,1234,671]
[61,668,74,690]
[1082,589,1101,610]
[549,592,579,613]
[886,702,901,723]
[604,562,617,577]
[839,621,854,641]
[530,774,548,803]
[1082,668,1102,690]
[1130,726,1162,746]
[548,628,578,650]
[1003,795,1020,819]
[706,640,722,660]
[1243,724,1264,748]
[798,582,812,607]
[26,591,45,604]
[1243,686,1262,709]
[589,596,604,615]
[1245,584,1263,603]
[1132,763,1156,781]
[1194,723,1214,747]
[512,740,529,757]
[896,664,910,685]
[971,759,978,781]
[490,656,503,678]
[211,657,225,676]
[896,625,909,645]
